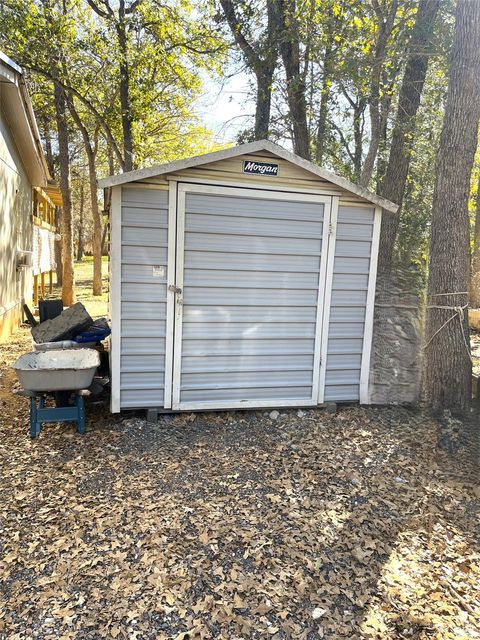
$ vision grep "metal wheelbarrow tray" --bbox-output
[13,349,100,392]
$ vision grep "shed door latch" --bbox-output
[168,285,182,294]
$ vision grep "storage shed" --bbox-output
[98,141,398,413]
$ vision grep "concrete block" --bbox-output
[146,408,158,424]
[31,302,92,343]
[325,402,337,414]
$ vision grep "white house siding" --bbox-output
[323,205,375,401]
[0,99,32,339]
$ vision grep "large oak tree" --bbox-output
[424,0,480,413]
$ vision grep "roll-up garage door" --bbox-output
[171,184,331,410]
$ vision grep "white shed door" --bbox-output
[171,184,331,410]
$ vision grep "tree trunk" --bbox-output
[352,98,366,181]
[378,0,441,273]
[315,39,334,164]
[41,116,56,178]
[375,86,392,191]
[53,81,75,306]
[359,1,399,187]
[424,0,480,414]
[360,98,382,187]
[101,222,108,256]
[77,181,84,261]
[68,98,102,295]
[254,67,275,140]
[219,0,278,141]
[470,173,480,309]
[117,0,134,171]
[42,116,62,284]
[54,206,62,287]
[273,0,310,159]
[90,163,102,295]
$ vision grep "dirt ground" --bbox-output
[471,331,480,376]
[0,327,479,640]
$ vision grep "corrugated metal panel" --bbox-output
[121,337,165,355]
[181,354,314,373]
[186,212,322,239]
[186,194,327,221]
[324,385,359,401]
[120,187,168,408]
[182,338,315,356]
[186,232,321,256]
[122,226,168,246]
[122,319,166,338]
[330,289,368,306]
[335,239,372,258]
[327,338,363,354]
[182,305,317,323]
[122,302,166,320]
[181,386,314,403]
[325,205,374,401]
[185,251,319,273]
[122,245,167,265]
[182,322,316,339]
[122,282,166,302]
[338,206,375,223]
[121,389,163,408]
[183,287,318,306]
[184,269,320,289]
[179,192,325,405]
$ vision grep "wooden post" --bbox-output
[33,275,38,306]
[49,270,53,294]
[40,272,45,299]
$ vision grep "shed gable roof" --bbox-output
[98,140,398,213]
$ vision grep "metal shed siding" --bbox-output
[120,186,168,408]
[324,205,375,401]
[178,191,325,404]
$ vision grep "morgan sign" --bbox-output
[243,160,279,176]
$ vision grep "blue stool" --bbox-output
[18,390,89,438]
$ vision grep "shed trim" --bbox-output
[171,182,332,410]
[110,186,122,413]
[165,175,343,197]
[318,195,339,403]
[98,140,398,214]
[359,205,382,404]
[164,180,178,409]
[311,196,332,404]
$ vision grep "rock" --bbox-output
[122,417,145,429]
[297,410,306,417]
[269,410,280,420]
[312,607,327,619]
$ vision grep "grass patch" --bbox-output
[48,256,109,318]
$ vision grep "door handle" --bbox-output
[168,285,182,294]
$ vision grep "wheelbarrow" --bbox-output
[12,349,100,438]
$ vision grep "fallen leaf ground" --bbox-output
[1,328,480,640]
